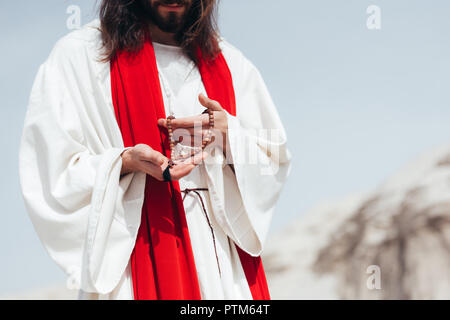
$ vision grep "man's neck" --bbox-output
[148,23,179,46]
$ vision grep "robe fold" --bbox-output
[19,20,291,298]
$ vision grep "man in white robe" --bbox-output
[19,0,291,300]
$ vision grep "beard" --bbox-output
[141,0,191,33]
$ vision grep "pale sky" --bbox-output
[1,0,450,295]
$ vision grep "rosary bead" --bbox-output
[163,112,219,163]
[208,112,214,128]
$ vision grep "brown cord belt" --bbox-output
[181,188,222,277]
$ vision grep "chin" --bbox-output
[158,16,184,32]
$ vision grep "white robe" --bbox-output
[19,20,291,299]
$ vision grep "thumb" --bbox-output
[199,93,224,111]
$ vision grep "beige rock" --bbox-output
[264,144,450,300]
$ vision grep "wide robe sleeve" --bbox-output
[204,42,292,257]
[19,33,146,295]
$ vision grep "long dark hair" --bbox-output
[99,0,220,63]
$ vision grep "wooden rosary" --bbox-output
[166,108,215,167]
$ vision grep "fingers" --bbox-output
[181,150,208,165]
[138,148,166,166]
[176,127,210,137]
[157,118,166,127]
[199,93,224,111]
[173,129,217,149]
[138,150,208,181]
[170,152,208,180]
[138,159,166,181]
[170,164,196,181]
[157,95,223,129]
[159,115,209,129]
[169,152,208,180]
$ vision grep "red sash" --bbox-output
[110,39,270,300]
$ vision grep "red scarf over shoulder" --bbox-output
[110,39,270,300]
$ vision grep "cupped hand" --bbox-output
[157,93,229,153]
[121,144,207,181]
